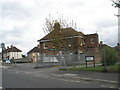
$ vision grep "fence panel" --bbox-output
[36,53,86,67]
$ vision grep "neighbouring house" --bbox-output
[2,45,22,60]
[99,41,111,50]
[37,22,100,63]
[27,45,40,62]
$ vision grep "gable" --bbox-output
[27,47,40,54]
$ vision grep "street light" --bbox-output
[0,43,5,62]
[103,48,107,72]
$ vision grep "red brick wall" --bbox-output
[39,34,99,55]
[84,34,99,53]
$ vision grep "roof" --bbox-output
[38,27,84,42]
[27,47,40,54]
[84,33,98,36]
[3,46,22,53]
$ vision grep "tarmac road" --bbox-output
[2,63,119,88]
[2,68,107,88]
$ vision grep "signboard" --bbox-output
[85,56,95,67]
[86,56,94,61]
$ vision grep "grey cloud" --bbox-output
[95,18,117,30]
[2,27,25,38]
[59,0,84,9]
[99,28,118,47]
[2,2,31,20]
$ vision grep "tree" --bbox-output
[42,14,81,66]
[43,14,77,34]
[43,14,78,50]
[112,0,120,17]
[101,46,118,66]
[112,0,120,8]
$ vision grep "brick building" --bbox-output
[37,22,100,62]
[38,22,85,55]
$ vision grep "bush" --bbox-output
[101,46,118,66]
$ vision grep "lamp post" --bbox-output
[2,48,3,62]
[52,47,55,67]
[1,43,5,62]
[103,48,107,72]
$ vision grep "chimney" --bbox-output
[117,43,120,46]
[100,41,103,45]
[11,45,13,48]
[37,44,40,48]
[7,46,9,49]
[54,22,60,30]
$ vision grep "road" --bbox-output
[2,63,119,88]
[2,68,104,88]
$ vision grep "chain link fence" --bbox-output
[35,53,86,68]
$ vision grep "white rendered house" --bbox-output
[3,45,22,60]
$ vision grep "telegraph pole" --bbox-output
[103,48,107,72]
[1,43,5,62]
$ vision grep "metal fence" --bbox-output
[35,53,86,67]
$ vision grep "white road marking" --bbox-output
[0,66,7,68]
[0,86,2,89]
[63,74,77,76]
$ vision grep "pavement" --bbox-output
[2,63,120,88]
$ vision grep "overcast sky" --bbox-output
[0,0,118,55]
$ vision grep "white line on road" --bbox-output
[0,66,8,68]
[0,86,2,89]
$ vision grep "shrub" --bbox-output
[101,46,118,66]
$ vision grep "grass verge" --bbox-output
[59,65,119,72]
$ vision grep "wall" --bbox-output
[39,37,85,55]
[3,52,22,60]
[28,52,40,62]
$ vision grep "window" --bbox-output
[91,38,94,44]
[61,45,64,48]
[43,43,48,49]
[68,44,71,47]
[83,39,85,45]
[81,43,83,46]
